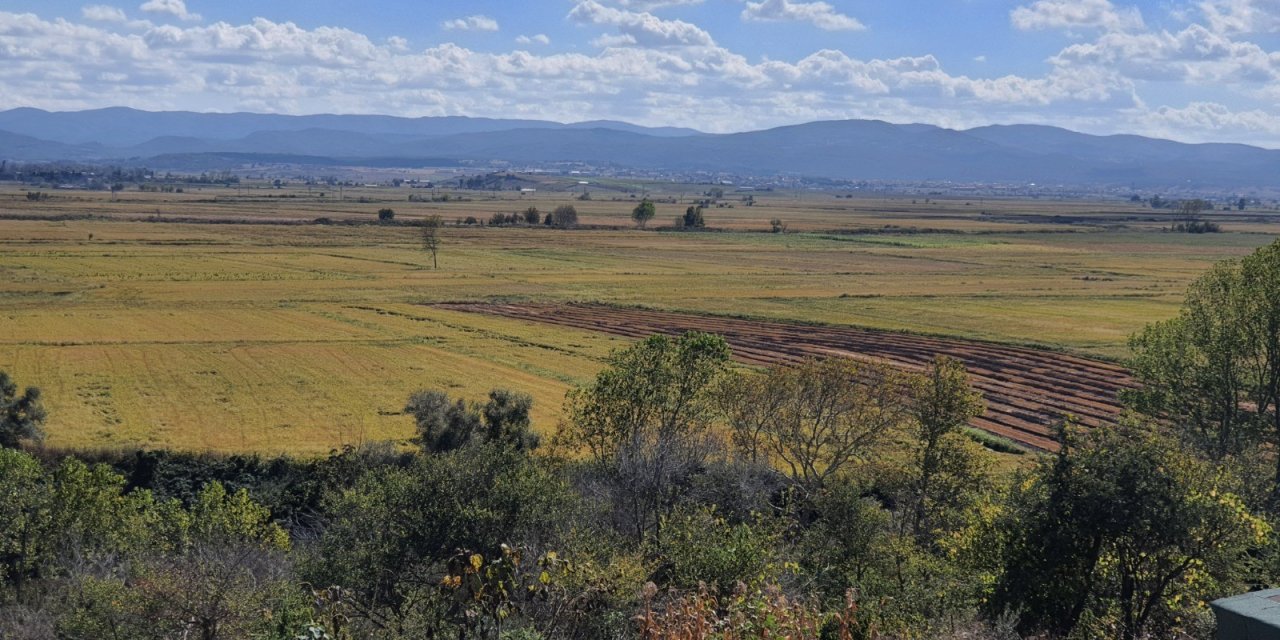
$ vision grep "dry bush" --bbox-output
[635,582,859,640]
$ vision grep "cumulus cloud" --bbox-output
[609,0,704,8]
[139,0,199,22]
[516,33,551,45]
[442,15,499,32]
[1200,0,1280,34]
[82,5,127,22]
[1049,24,1280,84]
[1115,101,1280,143]
[741,0,866,31]
[569,1,716,47]
[1011,0,1143,32]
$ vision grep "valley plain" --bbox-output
[2,182,1275,453]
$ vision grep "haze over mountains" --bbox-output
[1,107,1277,189]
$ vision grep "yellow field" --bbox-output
[2,183,1276,453]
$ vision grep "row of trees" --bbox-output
[632,199,709,230]
[1,238,1278,639]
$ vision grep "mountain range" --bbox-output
[1,107,1277,189]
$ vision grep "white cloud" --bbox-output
[1011,0,1143,32]
[1050,24,1280,84]
[82,5,127,22]
[139,0,199,22]
[569,1,716,47]
[609,0,704,8]
[1117,101,1280,143]
[442,15,499,32]
[1200,0,1280,34]
[742,0,865,31]
[516,33,551,45]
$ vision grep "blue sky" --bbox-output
[2,0,1280,145]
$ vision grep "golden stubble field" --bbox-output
[2,183,1276,453]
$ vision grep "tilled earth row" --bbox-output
[435,303,1137,451]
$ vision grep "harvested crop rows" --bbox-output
[436,303,1137,451]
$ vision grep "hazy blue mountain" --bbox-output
[2,108,1279,188]
[565,120,702,137]
[0,107,700,147]
[0,129,101,161]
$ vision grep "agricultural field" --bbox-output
[1,182,1276,453]
[438,302,1136,452]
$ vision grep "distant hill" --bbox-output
[1,107,1278,189]
[0,107,698,147]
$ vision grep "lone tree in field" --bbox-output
[1177,199,1208,217]
[0,372,46,449]
[420,215,443,269]
[1126,238,1280,483]
[680,205,705,229]
[551,205,578,229]
[378,208,395,222]
[631,199,656,229]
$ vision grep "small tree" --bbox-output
[681,205,705,229]
[1177,199,1208,217]
[632,199,656,229]
[562,332,731,543]
[904,357,986,541]
[551,205,578,229]
[481,389,539,452]
[523,206,540,225]
[720,357,911,497]
[421,215,443,269]
[993,421,1268,640]
[377,208,395,222]
[405,390,481,454]
[1126,239,1280,480]
[0,372,45,449]
[406,388,540,454]
[769,218,787,234]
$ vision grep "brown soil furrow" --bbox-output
[434,302,1133,451]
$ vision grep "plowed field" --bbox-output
[436,303,1137,451]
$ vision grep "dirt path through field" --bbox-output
[434,303,1137,451]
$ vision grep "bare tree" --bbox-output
[722,357,911,496]
[420,215,443,269]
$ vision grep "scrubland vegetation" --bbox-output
[0,237,1278,639]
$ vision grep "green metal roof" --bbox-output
[1214,589,1280,640]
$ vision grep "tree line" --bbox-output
[1,239,1278,639]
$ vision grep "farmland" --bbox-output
[1,182,1276,453]
[437,302,1136,452]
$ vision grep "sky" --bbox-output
[2,0,1280,145]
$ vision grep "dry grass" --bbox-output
[2,183,1275,453]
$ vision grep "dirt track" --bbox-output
[435,303,1136,451]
